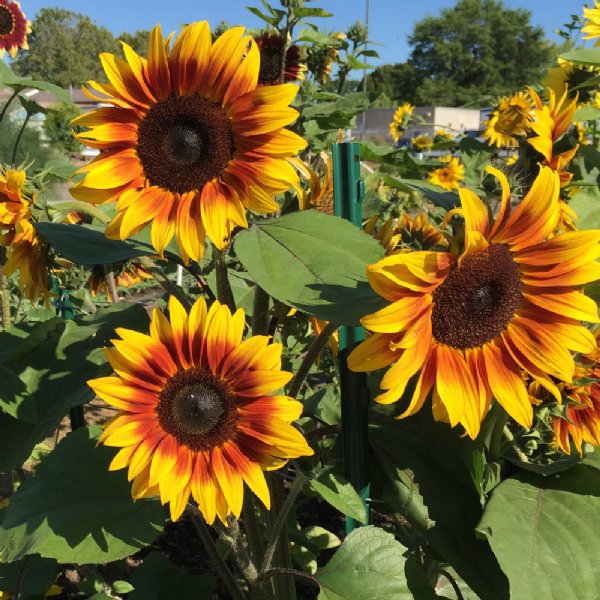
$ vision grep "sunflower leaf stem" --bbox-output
[214,247,236,311]
[288,322,340,398]
[188,506,248,600]
[256,567,320,590]
[176,260,215,303]
[434,568,465,600]
[503,425,530,463]
[139,258,191,310]
[260,469,308,578]
[0,269,11,330]
[252,287,270,335]
[11,112,31,169]
[219,515,259,585]
[0,91,18,124]
[48,200,111,224]
[103,265,120,302]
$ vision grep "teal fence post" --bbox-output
[332,141,370,533]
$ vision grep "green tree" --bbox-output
[44,103,82,153]
[117,30,150,56]
[367,0,555,106]
[11,8,118,87]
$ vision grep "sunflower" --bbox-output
[88,260,153,301]
[290,151,334,212]
[0,0,30,58]
[583,1,600,47]
[411,134,432,153]
[483,91,533,148]
[89,296,313,522]
[434,129,456,143]
[349,165,600,439]
[544,60,598,104]
[0,168,28,244]
[528,87,578,188]
[4,219,51,303]
[428,155,464,191]
[71,22,306,264]
[254,31,307,85]
[389,103,414,143]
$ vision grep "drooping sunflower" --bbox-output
[583,2,600,47]
[254,31,307,85]
[483,91,533,148]
[349,165,600,439]
[428,155,464,191]
[71,22,306,263]
[0,0,30,58]
[4,219,51,303]
[89,296,313,522]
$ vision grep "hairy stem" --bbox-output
[0,271,11,329]
[256,567,320,589]
[103,265,119,302]
[189,507,247,600]
[288,322,340,398]
[214,247,236,311]
[218,516,258,585]
[50,200,111,224]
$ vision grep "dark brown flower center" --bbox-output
[136,94,233,195]
[156,368,238,451]
[258,46,283,85]
[431,243,523,349]
[0,6,14,36]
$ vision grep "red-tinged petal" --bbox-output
[239,396,303,423]
[523,290,599,323]
[201,180,233,250]
[361,295,431,333]
[482,341,532,429]
[211,445,244,518]
[146,25,171,99]
[232,370,292,397]
[348,332,399,372]
[169,21,211,96]
[89,376,157,410]
[394,347,436,419]
[78,149,142,189]
[149,434,179,487]
[128,429,164,480]
[187,297,208,367]
[109,444,138,471]
[158,444,193,505]
[486,166,511,240]
[151,192,177,256]
[175,192,205,264]
[222,38,259,109]
[169,481,192,521]
[205,301,236,374]
[99,52,152,109]
[459,187,489,236]
[223,441,270,509]
[191,452,218,524]
[219,335,270,380]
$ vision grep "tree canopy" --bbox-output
[11,8,150,88]
[367,0,555,107]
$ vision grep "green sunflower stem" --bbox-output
[278,7,292,84]
[0,91,18,124]
[214,247,236,311]
[259,470,308,600]
[103,265,120,302]
[189,507,247,600]
[244,493,275,600]
[11,112,31,169]
[49,200,111,224]
[220,516,258,585]
[0,270,11,330]
[252,287,270,335]
[288,322,340,398]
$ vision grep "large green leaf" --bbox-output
[0,62,71,103]
[567,186,600,230]
[0,427,165,564]
[477,463,600,600]
[0,554,57,596]
[382,176,459,210]
[234,211,386,326]
[0,302,149,470]
[315,526,436,599]
[129,551,214,600]
[369,412,509,600]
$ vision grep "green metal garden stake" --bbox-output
[332,141,370,533]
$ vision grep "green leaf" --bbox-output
[0,62,71,104]
[477,463,600,600]
[567,186,600,230]
[383,176,459,210]
[129,551,214,600]
[234,211,386,326]
[309,473,367,523]
[574,105,600,121]
[245,6,280,26]
[293,7,333,18]
[560,48,600,67]
[112,580,135,594]
[0,426,165,564]
[0,555,57,596]
[34,223,159,264]
[0,302,149,471]
[315,526,437,599]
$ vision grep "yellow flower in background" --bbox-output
[89,296,313,523]
[0,0,30,58]
[72,22,306,264]
[528,87,578,188]
[389,103,414,143]
[411,134,433,152]
[349,166,600,439]
[582,1,600,46]
[428,155,464,191]
[290,151,334,212]
[434,129,456,142]
[88,260,153,302]
[573,122,589,145]
[483,91,533,148]
[364,213,447,255]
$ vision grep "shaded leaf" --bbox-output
[0,426,165,564]
[309,473,367,523]
[0,554,57,596]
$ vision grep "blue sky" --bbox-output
[19,0,591,66]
